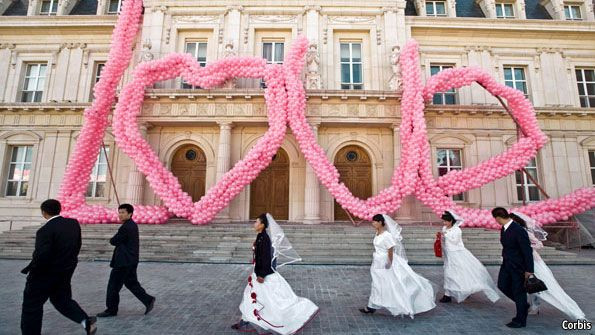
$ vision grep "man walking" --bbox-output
[21,199,97,335]
[97,204,155,317]
[492,207,534,328]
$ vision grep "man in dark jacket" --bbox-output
[493,207,534,328]
[97,204,155,317]
[20,199,97,335]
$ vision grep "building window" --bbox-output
[516,157,540,202]
[426,1,447,16]
[261,41,284,88]
[21,63,47,103]
[504,66,529,99]
[589,151,595,185]
[576,68,595,108]
[340,42,363,90]
[5,146,33,197]
[495,3,515,18]
[436,148,464,201]
[86,148,109,198]
[107,0,123,14]
[430,64,456,104]
[182,41,207,89]
[40,0,58,15]
[90,62,105,101]
[564,5,582,20]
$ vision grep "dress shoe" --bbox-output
[439,295,452,303]
[359,307,376,314]
[97,310,117,318]
[506,321,525,328]
[145,297,156,315]
[85,316,97,335]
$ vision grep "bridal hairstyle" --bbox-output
[509,213,527,228]
[372,214,386,226]
[441,211,456,224]
[258,213,269,228]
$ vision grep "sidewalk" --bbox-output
[0,260,592,335]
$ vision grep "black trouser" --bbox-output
[21,269,88,335]
[106,265,153,313]
[497,265,529,325]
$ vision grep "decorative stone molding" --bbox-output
[151,5,167,14]
[173,15,219,24]
[475,0,497,18]
[249,15,297,23]
[304,5,322,13]
[328,16,375,24]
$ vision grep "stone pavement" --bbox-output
[0,260,592,335]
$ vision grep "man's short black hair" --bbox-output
[118,203,134,214]
[40,199,61,216]
[491,207,510,219]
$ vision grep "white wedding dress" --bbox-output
[514,213,587,320]
[442,224,500,303]
[367,216,436,318]
[238,214,319,334]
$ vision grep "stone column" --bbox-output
[303,123,321,224]
[125,123,148,205]
[215,121,233,220]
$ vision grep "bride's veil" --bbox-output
[512,211,548,242]
[382,214,408,262]
[266,213,302,271]
[446,209,464,227]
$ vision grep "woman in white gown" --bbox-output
[232,213,319,335]
[438,210,500,304]
[359,214,436,318]
[509,212,586,320]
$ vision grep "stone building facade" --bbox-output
[0,0,594,224]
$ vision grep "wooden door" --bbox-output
[171,144,207,202]
[250,149,290,220]
[334,145,372,221]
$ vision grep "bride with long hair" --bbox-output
[509,212,586,320]
[359,214,436,318]
[232,213,319,334]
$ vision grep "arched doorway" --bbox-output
[334,145,372,221]
[171,144,207,202]
[250,148,290,220]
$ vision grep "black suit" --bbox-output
[105,219,153,314]
[20,216,89,335]
[497,220,534,326]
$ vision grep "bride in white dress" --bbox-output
[359,214,436,318]
[509,212,586,320]
[438,210,500,304]
[233,213,319,334]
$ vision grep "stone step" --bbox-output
[0,222,590,265]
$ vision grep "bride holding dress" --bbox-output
[359,214,436,318]
[232,213,319,335]
[438,210,500,304]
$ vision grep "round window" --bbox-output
[346,151,358,162]
[185,149,197,161]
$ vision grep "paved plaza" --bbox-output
[0,260,593,335]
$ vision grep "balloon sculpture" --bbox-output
[57,0,595,228]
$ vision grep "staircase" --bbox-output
[0,220,593,265]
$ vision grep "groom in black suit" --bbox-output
[97,204,155,318]
[492,207,534,328]
[20,199,97,335]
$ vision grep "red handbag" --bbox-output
[434,232,442,258]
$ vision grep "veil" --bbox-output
[512,211,548,242]
[266,213,301,270]
[446,209,464,227]
[382,215,408,262]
